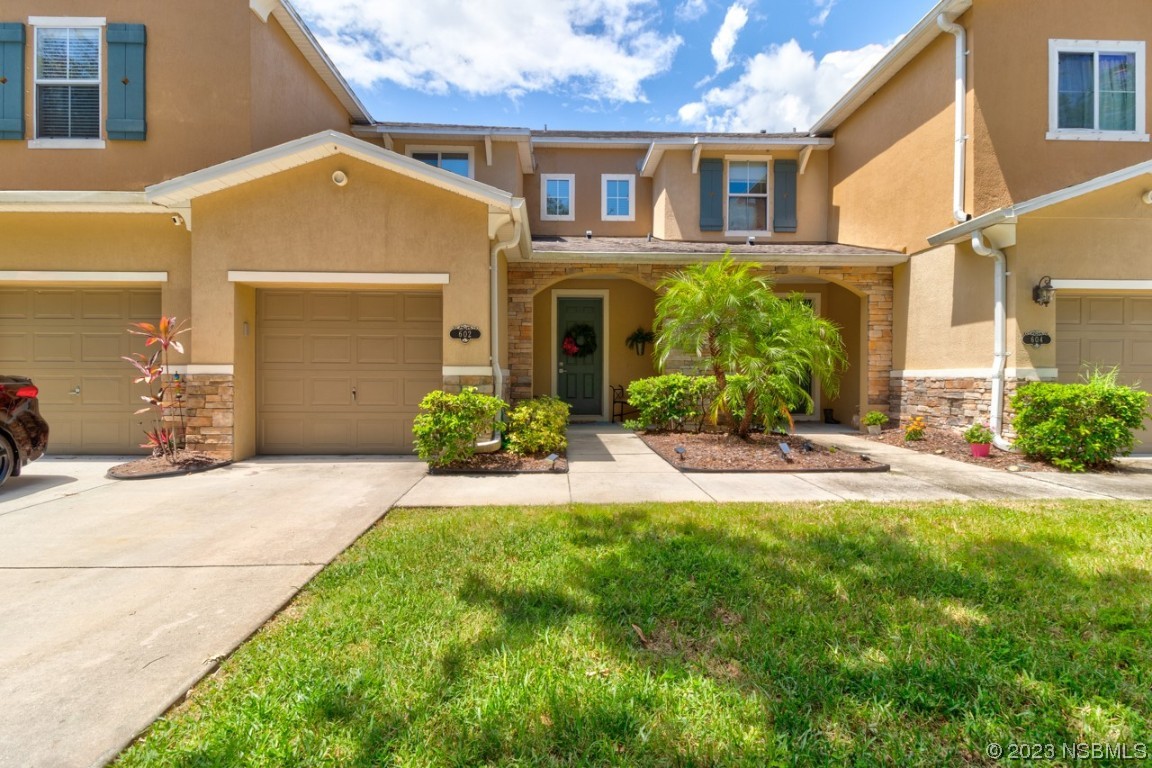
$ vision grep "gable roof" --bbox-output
[145,131,518,210]
[810,0,971,135]
[250,0,371,124]
[928,158,1152,246]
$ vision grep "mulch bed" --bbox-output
[862,426,1061,472]
[107,450,231,480]
[431,451,569,474]
[640,431,886,472]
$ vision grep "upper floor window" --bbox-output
[408,146,473,178]
[32,18,104,144]
[601,174,634,222]
[541,174,575,221]
[1049,39,1147,142]
[726,159,769,233]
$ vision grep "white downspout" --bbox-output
[474,204,523,453]
[970,231,1012,451]
[938,12,969,223]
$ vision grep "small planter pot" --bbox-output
[970,442,991,458]
[867,425,882,435]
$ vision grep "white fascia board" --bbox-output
[228,271,450,285]
[928,157,1152,246]
[269,1,372,124]
[356,124,531,139]
[0,190,166,214]
[0,270,167,282]
[810,0,971,134]
[526,251,908,267]
[146,131,517,210]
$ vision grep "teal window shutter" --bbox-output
[699,158,723,231]
[106,24,146,140]
[0,23,24,140]
[773,160,798,233]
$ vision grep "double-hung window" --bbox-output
[1049,39,1147,141]
[32,17,104,145]
[408,146,473,178]
[726,159,769,233]
[601,174,634,222]
[541,174,575,221]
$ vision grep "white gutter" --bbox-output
[476,200,525,453]
[970,231,1012,451]
[937,12,969,223]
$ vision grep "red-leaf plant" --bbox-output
[122,317,190,462]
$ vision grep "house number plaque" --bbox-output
[450,324,482,343]
[1022,330,1051,348]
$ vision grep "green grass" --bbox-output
[118,502,1152,767]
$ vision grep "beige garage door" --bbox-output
[257,290,443,454]
[1056,293,1152,453]
[0,287,161,454]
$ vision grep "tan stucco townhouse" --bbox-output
[2,0,1150,459]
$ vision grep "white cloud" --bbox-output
[675,0,709,22]
[677,38,892,132]
[810,0,836,28]
[293,0,682,104]
[710,3,749,74]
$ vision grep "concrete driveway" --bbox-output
[0,456,425,768]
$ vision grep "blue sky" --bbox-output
[293,0,934,132]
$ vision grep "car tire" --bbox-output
[0,435,13,488]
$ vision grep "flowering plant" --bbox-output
[904,416,927,441]
[963,422,995,444]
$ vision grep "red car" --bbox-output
[0,376,50,487]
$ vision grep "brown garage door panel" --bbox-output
[256,289,443,454]
[0,288,160,455]
[1057,293,1152,453]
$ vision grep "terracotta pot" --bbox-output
[970,442,991,458]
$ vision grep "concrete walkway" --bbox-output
[395,423,1152,507]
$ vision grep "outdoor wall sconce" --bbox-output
[746,235,756,246]
[1032,276,1055,307]
[585,230,593,239]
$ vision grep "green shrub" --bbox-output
[506,396,570,455]
[863,410,888,427]
[1011,370,1149,471]
[412,388,506,467]
[626,374,717,431]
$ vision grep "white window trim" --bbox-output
[1048,39,1148,142]
[29,17,106,149]
[724,156,772,236]
[600,174,635,222]
[405,145,475,179]
[541,173,575,222]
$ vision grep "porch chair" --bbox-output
[611,384,636,423]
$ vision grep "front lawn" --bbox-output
[118,502,1152,767]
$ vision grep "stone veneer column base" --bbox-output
[179,374,234,458]
[891,376,1028,434]
[442,375,495,396]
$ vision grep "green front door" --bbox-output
[557,297,603,416]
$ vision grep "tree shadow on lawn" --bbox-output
[153,505,1152,767]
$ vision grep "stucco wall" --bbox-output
[527,148,653,238]
[2,0,252,190]
[970,0,1152,213]
[249,13,351,152]
[0,213,193,358]
[897,244,999,371]
[827,33,958,254]
[650,149,829,243]
[188,155,492,368]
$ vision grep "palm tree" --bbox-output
[654,254,846,437]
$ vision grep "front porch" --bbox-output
[506,255,895,426]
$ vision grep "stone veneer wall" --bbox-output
[179,374,234,458]
[890,376,1029,435]
[442,374,495,396]
[507,261,894,410]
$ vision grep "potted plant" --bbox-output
[625,326,656,356]
[963,422,995,457]
[863,410,887,435]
